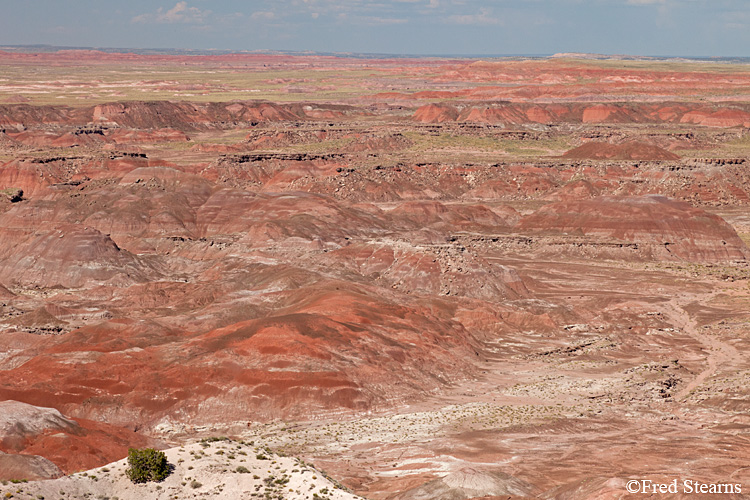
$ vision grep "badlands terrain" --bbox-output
[1,50,750,499]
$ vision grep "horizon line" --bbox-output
[1,44,749,62]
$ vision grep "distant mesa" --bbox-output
[561,141,680,161]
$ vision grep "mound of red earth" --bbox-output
[563,141,680,160]
[0,222,151,289]
[0,401,156,479]
[519,195,750,262]
[561,141,680,161]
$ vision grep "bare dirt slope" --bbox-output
[0,439,362,500]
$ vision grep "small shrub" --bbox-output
[190,480,202,489]
[0,187,23,203]
[235,466,250,473]
[125,448,170,484]
[200,436,228,444]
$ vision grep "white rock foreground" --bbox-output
[0,438,363,500]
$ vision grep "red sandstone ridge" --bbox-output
[0,101,314,132]
[562,141,680,161]
[519,195,750,262]
[412,102,750,128]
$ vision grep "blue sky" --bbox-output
[0,0,748,57]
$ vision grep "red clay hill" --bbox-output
[561,141,680,161]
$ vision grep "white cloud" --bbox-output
[448,7,502,25]
[251,11,276,20]
[361,16,409,24]
[721,9,750,30]
[132,2,211,24]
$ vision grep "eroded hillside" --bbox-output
[1,53,750,499]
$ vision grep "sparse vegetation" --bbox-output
[0,188,23,203]
[124,448,171,484]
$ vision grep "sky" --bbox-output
[0,0,748,57]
